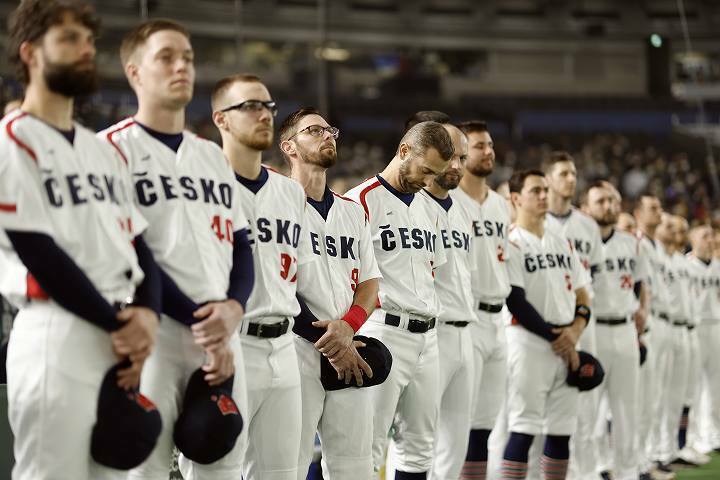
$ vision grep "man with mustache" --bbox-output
[582,181,647,480]
[451,120,512,480]
[211,74,307,479]
[1,1,161,478]
[280,106,381,479]
[102,19,253,480]
[345,121,453,478]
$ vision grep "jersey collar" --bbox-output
[136,121,184,153]
[423,188,453,212]
[601,229,615,244]
[236,166,269,195]
[307,185,334,221]
[376,174,414,207]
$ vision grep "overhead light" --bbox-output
[315,46,350,62]
[650,33,663,48]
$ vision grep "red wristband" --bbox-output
[342,305,368,332]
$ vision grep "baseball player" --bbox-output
[583,182,647,480]
[101,20,252,480]
[544,152,604,480]
[452,120,512,480]
[632,194,674,480]
[670,216,710,466]
[501,169,590,480]
[412,118,477,480]
[211,74,308,479]
[686,225,720,455]
[652,213,692,470]
[1,2,162,478]
[345,121,453,478]
[279,106,381,479]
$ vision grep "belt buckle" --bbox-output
[117,296,133,311]
[255,323,266,337]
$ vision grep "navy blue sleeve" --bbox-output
[133,235,162,316]
[159,268,199,326]
[506,286,559,342]
[227,228,254,309]
[633,281,642,299]
[292,294,323,343]
[5,230,120,331]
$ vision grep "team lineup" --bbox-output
[1,2,720,480]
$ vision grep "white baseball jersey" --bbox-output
[1,111,146,300]
[593,229,647,318]
[296,186,381,321]
[507,225,588,326]
[235,166,307,323]
[0,236,28,309]
[420,190,476,323]
[546,208,605,294]
[686,255,720,323]
[656,244,684,321]
[451,187,512,304]
[673,252,694,324]
[638,234,670,316]
[345,175,446,319]
[101,118,247,304]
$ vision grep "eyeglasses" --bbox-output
[288,125,340,141]
[220,100,278,117]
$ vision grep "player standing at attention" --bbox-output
[211,74,307,480]
[102,20,253,480]
[345,121,453,478]
[544,152,604,480]
[1,1,161,478]
[452,120,512,480]
[633,195,674,480]
[502,169,590,480]
[686,225,720,455]
[280,106,381,479]
[583,182,647,480]
[411,117,477,480]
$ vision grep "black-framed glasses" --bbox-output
[288,125,340,140]
[220,99,278,117]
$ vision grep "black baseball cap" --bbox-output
[566,351,605,392]
[173,368,243,464]
[91,361,162,469]
[321,335,393,391]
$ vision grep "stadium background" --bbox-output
[1,0,720,478]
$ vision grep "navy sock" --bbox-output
[543,435,570,460]
[503,432,534,463]
[466,429,492,461]
[678,406,690,450]
[395,471,426,480]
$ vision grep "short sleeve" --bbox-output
[506,241,524,289]
[571,245,590,290]
[231,180,250,233]
[0,141,54,236]
[296,192,315,266]
[357,209,381,283]
[589,224,605,268]
[432,209,448,269]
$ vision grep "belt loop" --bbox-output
[399,312,410,330]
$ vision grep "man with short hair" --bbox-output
[211,74,307,479]
[2,2,161,478]
[453,120,511,480]
[102,20,253,480]
[345,121,453,478]
[501,169,590,480]
[279,106,381,479]
[582,182,647,480]
[544,152,604,480]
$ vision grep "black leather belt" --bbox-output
[112,299,133,311]
[246,319,290,338]
[687,324,695,331]
[444,321,469,328]
[478,302,503,314]
[385,313,436,333]
[596,317,628,326]
[672,319,688,327]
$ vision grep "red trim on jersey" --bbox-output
[26,273,49,300]
[332,191,358,204]
[262,164,279,174]
[358,180,381,219]
[6,113,37,163]
[0,203,17,212]
[105,120,136,165]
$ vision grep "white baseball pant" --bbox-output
[646,317,673,463]
[593,320,640,480]
[658,323,690,463]
[7,301,128,480]
[294,336,373,480]
[359,309,440,475]
[696,321,720,450]
[429,322,475,480]
[131,316,246,480]
[470,311,507,430]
